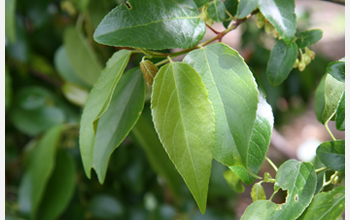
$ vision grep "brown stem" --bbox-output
[206,23,219,34]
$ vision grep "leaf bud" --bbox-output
[293,58,299,68]
[264,23,274,34]
[298,60,306,72]
[302,53,311,65]
[305,47,315,60]
[140,59,159,86]
[255,12,265,28]
[272,29,279,38]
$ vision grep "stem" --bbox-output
[320,171,339,191]
[265,157,278,172]
[269,189,279,201]
[206,23,219,34]
[324,112,336,141]
[315,167,328,174]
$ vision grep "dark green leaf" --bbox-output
[93,68,145,183]
[223,170,245,193]
[207,1,226,23]
[314,75,326,123]
[299,187,345,220]
[258,0,297,44]
[79,50,131,178]
[327,61,345,82]
[251,183,266,202]
[131,106,181,197]
[89,195,123,219]
[296,29,323,48]
[64,26,102,86]
[267,40,298,86]
[316,140,345,172]
[37,150,76,220]
[237,0,258,19]
[93,0,205,50]
[151,61,215,214]
[241,160,317,219]
[5,0,16,43]
[5,67,12,111]
[193,0,209,8]
[335,92,345,131]
[224,0,238,18]
[18,125,64,219]
[183,43,259,169]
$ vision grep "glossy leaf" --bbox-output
[5,0,16,43]
[258,0,297,44]
[37,150,76,220]
[296,29,323,48]
[267,40,298,86]
[93,68,145,183]
[79,50,131,178]
[193,0,209,8]
[335,92,345,131]
[62,83,89,107]
[183,43,259,169]
[316,140,345,172]
[94,0,206,50]
[64,26,102,86]
[151,61,215,214]
[298,187,345,220]
[207,1,226,23]
[223,170,245,193]
[237,0,258,19]
[18,125,64,219]
[241,160,317,219]
[131,106,181,197]
[251,183,266,202]
[327,61,345,82]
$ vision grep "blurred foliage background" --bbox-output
[5,0,345,219]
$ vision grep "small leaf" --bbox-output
[37,150,76,220]
[151,61,215,214]
[79,50,131,178]
[223,170,245,193]
[335,92,345,131]
[207,0,226,23]
[64,26,102,86]
[193,0,209,8]
[18,125,64,219]
[258,0,297,44]
[316,140,345,172]
[267,40,298,86]
[94,0,206,50]
[93,67,145,183]
[5,0,16,43]
[62,83,89,107]
[140,59,158,86]
[224,0,238,18]
[237,0,258,19]
[251,183,266,202]
[299,187,345,220]
[296,29,323,48]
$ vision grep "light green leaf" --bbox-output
[183,43,259,169]
[37,150,76,220]
[62,83,89,107]
[223,169,245,193]
[316,140,345,172]
[267,40,298,86]
[207,1,226,23]
[5,0,16,43]
[335,92,345,131]
[93,67,145,183]
[251,183,266,202]
[298,187,345,220]
[193,0,209,8]
[296,29,323,48]
[241,160,317,219]
[93,0,205,50]
[5,67,12,111]
[18,125,64,220]
[151,61,215,214]
[258,0,297,44]
[79,50,131,178]
[237,0,258,19]
[64,26,102,86]
[131,105,181,197]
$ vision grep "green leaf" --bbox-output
[224,0,238,18]
[207,1,226,23]
[296,29,323,48]
[79,50,131,178]
[237,0,258,19]
[327,61,345,82]
[335,92,345,131]
[71,0,90,11]
[223,170,245,193]
[314,75,326,123]
[5,67,12,111]
[251,183,266,202]
[316,140,345,172]
[64,26,102,86]
[93,0,205,50]
[5,0,16,43]
[241,160,317,219]
[267,40,298,86]
[151,61,215,214]
[62,83,89,107]
[298,187,345,220]
[183,43,259,169]
[37,150,76,220]
[18,125,64,219]
[131,105,181,197]
[258,0,297,44]
[89,195,123,219]
[193,0,209,8]
[93,67,145,183]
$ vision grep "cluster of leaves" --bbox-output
[5,0,345,219]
